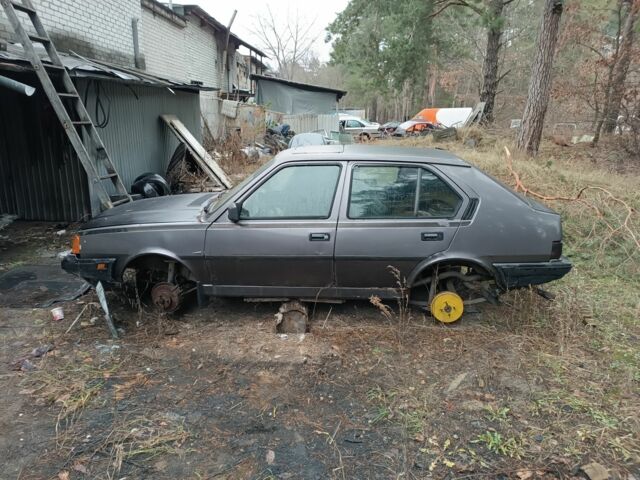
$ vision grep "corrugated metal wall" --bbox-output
[78,79,201,193]
[280,113,339,134]
[0,81,90,222]
[0,74,201,221]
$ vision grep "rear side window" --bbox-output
[241,165,341,219]
[418,170,462,217]
[349,165,462,219]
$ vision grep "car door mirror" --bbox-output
[228,202,241,223]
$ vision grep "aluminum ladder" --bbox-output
[1,0,132,211]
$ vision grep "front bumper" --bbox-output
[493,256,572,289]
[61,254,118,284]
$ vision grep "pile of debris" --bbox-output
[264,124,295,153]
[165,144,225,194]
[132,121,296,198]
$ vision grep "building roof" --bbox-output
[279,145,471,167]
[180,5,268,58]
[250,74,347,99]
[141,1,267,57]
[0,44,212,91]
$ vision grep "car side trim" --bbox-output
[199,284,400,300]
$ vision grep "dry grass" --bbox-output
[374,132,640,469]
[19,358,119,444]
[204,133,271,179]
[98,413,189,476]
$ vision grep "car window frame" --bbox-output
[235,162,344,221]
[345,119,362,129]
[345,162,465,221]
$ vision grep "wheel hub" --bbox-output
[431,291,464,323]
[151,282,182,313]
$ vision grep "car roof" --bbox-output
[280,144,470,167]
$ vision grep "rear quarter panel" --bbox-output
[438,165,561,264]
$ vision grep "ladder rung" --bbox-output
[11,2,37,15]
[43,63,65,71]
[71,120,92,125]
[100,173,118,180]
[57,92,79,98]
[111,198,130,207]
[28,34,50,44]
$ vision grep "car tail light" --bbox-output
[71,234,81,255]
[551,240,562,259]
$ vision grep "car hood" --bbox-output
[82,193,220,230]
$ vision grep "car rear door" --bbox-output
[205,162,345,294]
[334,162,468,288]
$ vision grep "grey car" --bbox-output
[62,145,571,322]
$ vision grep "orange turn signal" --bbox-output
[96,263,107,271]
[71,234,81,254]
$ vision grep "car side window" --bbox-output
[346,120,360,128]
[417,170,462,217]
[348,165,462,219]
[349,166,418,218]
[240,165,341,219]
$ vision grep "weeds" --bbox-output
[485,405,510,423]
[369,266,413,344]
[476,430,524,459]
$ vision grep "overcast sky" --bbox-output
[186,0,350,64]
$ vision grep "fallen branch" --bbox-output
[503,146,639,251]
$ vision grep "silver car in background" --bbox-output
[339,116,381,140]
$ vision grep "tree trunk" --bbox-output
[370,96,378,122]
[479,0,506,124]
[516,0,564,156]
[428,63,438,106]
[594,0,639,140]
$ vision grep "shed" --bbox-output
[251,74,346,115]
[0,47,207,221]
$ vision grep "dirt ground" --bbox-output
[1,213,638,480]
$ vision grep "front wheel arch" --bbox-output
[120,252,195,283]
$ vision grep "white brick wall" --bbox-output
[141,8,219,89]
[0,0,142,67]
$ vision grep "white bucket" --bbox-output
[51,307,64,321]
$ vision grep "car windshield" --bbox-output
[204,158,276,215]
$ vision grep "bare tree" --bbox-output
[516,0,565,156]
[252,7,318,81]
[592,0,640,144]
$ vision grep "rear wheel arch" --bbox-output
[408,255,497,287]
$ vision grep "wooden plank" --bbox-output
[161,114,233,189]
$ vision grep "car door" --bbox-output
[205,162,345,295]
[334,162,467,288]
[344,119,364,136]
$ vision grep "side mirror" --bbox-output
[228,202,241,223]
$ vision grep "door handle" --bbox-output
[309,232,330,241]
[421,232,443,241]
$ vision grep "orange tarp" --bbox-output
[412,108,439,124]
